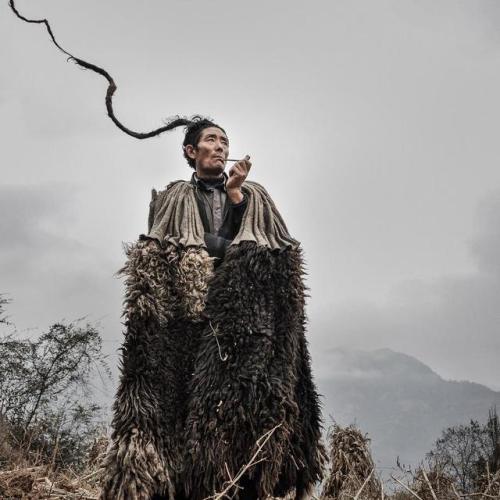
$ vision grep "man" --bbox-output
[100,117,325,500]
[183,123,251,264]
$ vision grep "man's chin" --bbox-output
[207,162,225,175]
[199,164,225,177]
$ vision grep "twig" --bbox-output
[391,475,424,500]
[481,469,498,499]
[45,476,55,497]
[208,321,228,362]
[50,432,61,473]
[353,468,374,500]
[453,494,499,498]
[224,462,234,483]
[80,469,101,481]
[451,483,462,500]
[422,469,438,500]
[203,423,282,500]
[0,465,46,475]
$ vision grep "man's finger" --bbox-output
[233,163,246,175]
[230,164,243,177]
[238,160,251,173]
[236,155,250,168]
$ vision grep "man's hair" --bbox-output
[181,116,227,169]
[160,115,226,169]
[122,114,226,168]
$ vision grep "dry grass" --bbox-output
[1,420,499,499]
[388,464,500,500]
[321,424,381,500]
[0,431,107,499]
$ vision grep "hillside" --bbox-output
[317,348,500,471]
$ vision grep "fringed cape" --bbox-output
[100,180,325,500]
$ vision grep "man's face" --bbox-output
[187,127,229,177]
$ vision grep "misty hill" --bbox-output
[317,348,500,472]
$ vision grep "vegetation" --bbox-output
[0,294,10,325]
[0,295,110,498]
[320,413,500,499]
[1,294,499,498]
[427,408,500,494]
[321,424,380,499]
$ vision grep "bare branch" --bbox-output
[203,423,282,500]
[391,475,424,500]
[421,469,438,500]
[353,468,374,500]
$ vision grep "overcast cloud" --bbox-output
[1,0,500,397]
[311,191,500,389]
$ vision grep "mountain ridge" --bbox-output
[317,347,500,471]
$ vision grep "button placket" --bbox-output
[213,189,223,233]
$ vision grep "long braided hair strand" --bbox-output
[9,1,223,147]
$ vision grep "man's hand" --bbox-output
[226,155,251,204]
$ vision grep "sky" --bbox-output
[1,0,500,399]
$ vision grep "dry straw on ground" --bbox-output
[321,423,381,500]
[0,434,107,499]
[1,422,499,499]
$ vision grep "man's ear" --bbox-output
[184,144,197,160]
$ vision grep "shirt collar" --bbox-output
[191,172,228,192]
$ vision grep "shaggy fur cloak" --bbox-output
[100,181,325,500]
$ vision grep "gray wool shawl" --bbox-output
[145,180,299,251]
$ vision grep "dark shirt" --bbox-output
[191,173,247,261]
